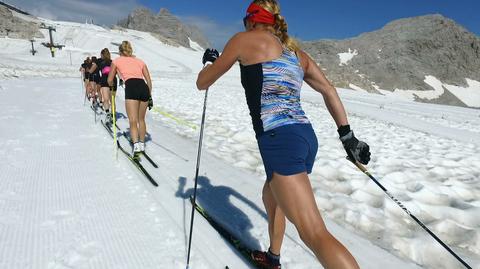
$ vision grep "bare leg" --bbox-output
[100,87,111,111]
[269,172,360,269]
[87,81,92,99]
[84,80,89,99]
[111,90,117,110]
[89,81,96,100]
[84,80,89,94]
[137,101,148,142]
[96,84,101,102]
[125,100,140,143]
[262,182,286,255]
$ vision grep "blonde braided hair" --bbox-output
[252,0,300,52]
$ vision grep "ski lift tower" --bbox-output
[40,23,65,57]
[30,39,37,56]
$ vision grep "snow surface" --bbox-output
[0,78,428,269]
[349,83,368,93]
[377,76,445,101]
[376,75,480,108]
[444,79,480,108]
[338,48,358,66]
[1,18,479,269]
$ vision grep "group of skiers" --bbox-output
[79,41,153,158]
[80,50,117,123]
[80,0,372,268]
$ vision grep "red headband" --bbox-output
[245,3,275,25]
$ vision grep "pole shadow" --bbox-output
[113,112,127,120]
[122,129,152,143]
[175,176,265,252]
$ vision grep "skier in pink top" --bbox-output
[108,41,153,157]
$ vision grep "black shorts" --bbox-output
[125,78,150,101]
[100,76,117,91]
[90,74,100,83]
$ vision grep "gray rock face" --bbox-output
[117,7,209,49]
[302,14,480,107]
[0,5,43,39]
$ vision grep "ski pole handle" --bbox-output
[347,156,368,173]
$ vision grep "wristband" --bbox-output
[337,125,351,137]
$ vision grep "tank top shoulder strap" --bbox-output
[269,33,286,51]
[268,33,299,60]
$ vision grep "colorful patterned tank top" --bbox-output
[240,47,310,138]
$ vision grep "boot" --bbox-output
[105,111,112,124]
[251,250,281,269]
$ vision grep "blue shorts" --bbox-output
[257,124,318,181]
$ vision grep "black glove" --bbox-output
[338,125,371,165]
[202,48,219,65]
[148,97,153,110]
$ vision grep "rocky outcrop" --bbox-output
[302,14,480,106]
[0,4,43,39]
[117,7,209,49]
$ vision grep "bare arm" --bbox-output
[142,64,152,95]
[298,50,348,128]
[88,63,97,74]
[196,33,243,90]
[107,63,117,87]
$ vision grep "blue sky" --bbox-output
[139,0,480,48]
[9,0,480,49]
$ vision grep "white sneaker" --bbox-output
[133,142,142,154]
[105,112,112,124]
[139,141,145,152]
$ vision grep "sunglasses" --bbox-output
[243,11,258,28]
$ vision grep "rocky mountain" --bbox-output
[0,3,43,39]
[302,14,480,107]
[117,7,209,49]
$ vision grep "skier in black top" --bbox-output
[88,56,101,105]
[90,48,117,122]
[79,57,92,99]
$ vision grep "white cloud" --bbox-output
[7,0,140,26]
[180,15,243,50]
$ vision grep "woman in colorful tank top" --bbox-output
[108,41,153,156]
[196,1,371,268]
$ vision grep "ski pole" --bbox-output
[112,90,118,160]
[94,101,97,123]
[347,157,472,269]
[80,73,83,96]
[83,76,87,106]
[186,89,209,269]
